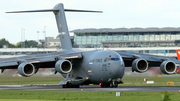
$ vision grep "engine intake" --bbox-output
[18,63,35,77]
[55,60,72,74]
[160,61,176,74]
[132,58,148,73]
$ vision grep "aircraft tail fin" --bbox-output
[6,3,102,50]
[176,50,180,60]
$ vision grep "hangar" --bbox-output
[72,27,180,48]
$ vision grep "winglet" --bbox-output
[176,50,180,60]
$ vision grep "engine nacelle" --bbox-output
[18,63,35,77]
[160,61,176,74]
[55,60,72,74]
[132,58,148,73]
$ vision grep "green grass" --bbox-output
[0,90,179,101]
[0,74,64,85]
[121,76,180,86]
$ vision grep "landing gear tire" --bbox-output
[62,84,79,88]
[110,81,118,88]
[110,83,113,88]
[101,83,110,88]
[62,85,66,88]
[100,84,105,88]
[114,81,118,88]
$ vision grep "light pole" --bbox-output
[43,26,46,48]
[37,29,39,49]
[21,28,25,48]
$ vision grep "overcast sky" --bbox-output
[1,0,180,44]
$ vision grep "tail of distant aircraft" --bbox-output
[176,50,180,60]
[6,3,102,50]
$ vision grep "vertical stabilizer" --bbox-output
[6,3,102,50]
[53,3,72,49]
[176,50,180,60]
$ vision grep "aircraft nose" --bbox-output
[110,61,124,76]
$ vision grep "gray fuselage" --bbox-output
[68,50,125,85]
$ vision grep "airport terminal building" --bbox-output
[72,27,180,48]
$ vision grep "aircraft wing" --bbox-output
[0,52,82,75]
[118,51,180,67]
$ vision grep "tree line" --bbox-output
[0,38,38,48]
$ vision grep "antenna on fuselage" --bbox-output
[6,3,102,50]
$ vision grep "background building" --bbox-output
[46,37,61,48]
[38,36,74,48]
[72,27,180,48]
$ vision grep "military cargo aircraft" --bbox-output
[2,3,180,88]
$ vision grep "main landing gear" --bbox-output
[62,82,80,88]
[62,85,79,88]
[110,81,118,88]
[100,81,118,88]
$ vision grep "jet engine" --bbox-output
[17,63,35,77]
[160,61,176,74]
[132,58,148,73]
[55,60,72,74]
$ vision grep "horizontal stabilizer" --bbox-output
[6,9,102,13]
[65,9,102,13]
[6,9,59,13]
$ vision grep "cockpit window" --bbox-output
[104,58,110,62]
[104,57,120,62]
[111,58,116,61]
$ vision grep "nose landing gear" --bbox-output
[62,82,80,88]
[61,81,80,88]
